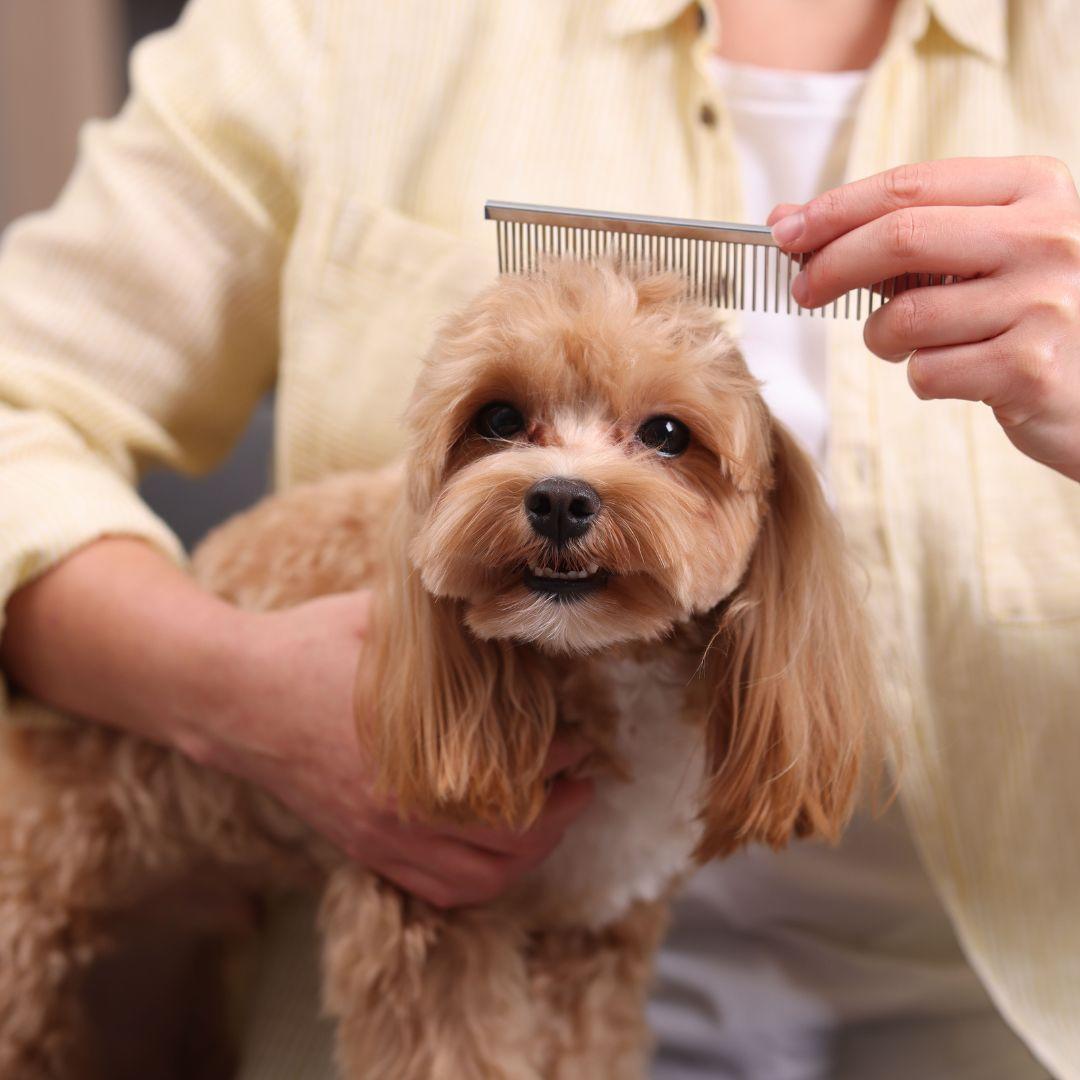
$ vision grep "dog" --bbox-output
[0,257,880,1078]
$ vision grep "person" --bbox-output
[0,0,1077,1076]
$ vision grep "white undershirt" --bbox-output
[647,58,1047,1080]
[714,57,866,472]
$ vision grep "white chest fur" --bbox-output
[517,654,707,930]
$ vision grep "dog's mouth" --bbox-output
[523,560,609,599]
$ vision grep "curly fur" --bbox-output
[0,258,881,1078]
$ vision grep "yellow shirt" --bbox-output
[1,0,1078,1073]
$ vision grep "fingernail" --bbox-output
[906,350,926,398]
[790,271,808,305]
[771,211,805,246]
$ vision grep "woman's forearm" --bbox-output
[0,537,245,762]
[0,536,595,908]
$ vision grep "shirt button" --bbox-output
[698,101,718,128]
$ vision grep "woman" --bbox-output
[1,0,1078,1076]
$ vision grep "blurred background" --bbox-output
[0,0,275,550]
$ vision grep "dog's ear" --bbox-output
[694,421,879,861]
[355,505,559,828]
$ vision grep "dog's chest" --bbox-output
[518,654,706,930]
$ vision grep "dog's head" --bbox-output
[405,257,772,652]
[360,259,875,850]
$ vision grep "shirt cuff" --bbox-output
[0,451,186,727]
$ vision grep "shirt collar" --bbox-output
[914,0,1008,66]
[606,0,1008,67]
[605,0,699,38]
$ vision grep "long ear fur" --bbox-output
[355,503,560,828]
[695,421,880,860]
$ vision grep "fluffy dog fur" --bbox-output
[0,259,881,1078]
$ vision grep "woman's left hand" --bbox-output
[767,156,1080,482]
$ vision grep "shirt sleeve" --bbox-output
[0,0,314,609]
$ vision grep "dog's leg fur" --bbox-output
[0,472,396,1077]
[526,900,669,1080]
[319,861,668,1080]
[0,725,314,1078]
[320,865,542,1080]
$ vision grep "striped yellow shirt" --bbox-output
[1,0,1078,1073]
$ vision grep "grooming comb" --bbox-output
[485,201,957,320]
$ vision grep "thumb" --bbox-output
[766,202,803,227]
[311,589,374,636]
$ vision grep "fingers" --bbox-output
[317,589,374,634]
[766,202,801,227]
[441,774,594,854]
[903,327,1061,421]
[379,861,479,910]
[536,774,595,832]
[905,340,1009,405]
[790,205,1011,309]
[429,731,592,855]
[397,839,516,907]
[769,157,1055,254]
[354,734,597,909]
[379,778,595,908]
[541,731,594,778]
[863,278,1020,361]
[355,732,595,862]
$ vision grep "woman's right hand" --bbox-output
[209,592,596,909]
[0,539,595,911]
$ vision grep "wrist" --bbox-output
[165,603,269,773]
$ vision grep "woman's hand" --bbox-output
[1,539,594,911]
[217,593,595,908]
[768,156,1080,481]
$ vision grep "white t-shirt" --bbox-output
[647,58,1048,1080]
[714,57,865,473]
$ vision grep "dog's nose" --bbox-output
[524,478,600,545]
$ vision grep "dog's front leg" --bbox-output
[319,864,544,1080]
[526,899,670,1080]
[0,724,305,1079]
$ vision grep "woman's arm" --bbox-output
[0,0,308,678]
[0,0,591,906]
[1,538,593,908]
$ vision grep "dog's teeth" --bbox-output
[529,564,603,582]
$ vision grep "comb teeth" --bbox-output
[486,201,958,319]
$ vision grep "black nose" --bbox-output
[524,478,600,545]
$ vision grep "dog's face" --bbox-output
[362,257,873,845]
[405,259,773,654]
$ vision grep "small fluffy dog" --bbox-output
[0,259,880,1078]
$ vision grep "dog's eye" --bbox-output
[636,416,690,457]
[474,402,526,440]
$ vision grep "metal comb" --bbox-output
[485,200,957,320]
